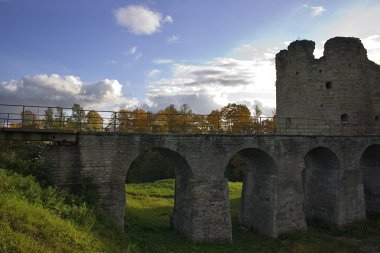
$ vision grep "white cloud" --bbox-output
[321,4,380,39]
[114,5,172,35]
[163,15,173,24]
[167,35,179,43]
[363,35,380,64]
[124,46,142,61]
[303,4,326,16]
[147,53,276,114]
[152,58,174,64]
[148,69,161,79]
[128,46,138,55]
[0,74,139,111]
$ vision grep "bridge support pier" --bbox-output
[46,143,81,193]
[172,178,232,242]
[240,171,278,236]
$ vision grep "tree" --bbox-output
[253,104,263,133]
[261,108,276,134]
[44,107,54,129]
[21,110,39,128]
[207,110,221,133]
[156,105,180,133]
[224,153,246,182]
[220,103,253,134]
[67,104,86,131]
[85,110,104,132]
[54,107,65,130]
[116,109,133,132]
[131,108,148,133]
[178,104,193,133]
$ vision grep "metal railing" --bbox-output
[0,104,379,135]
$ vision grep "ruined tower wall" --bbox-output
[276,37,380,135]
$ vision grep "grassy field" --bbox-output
[0,169,379,253]
[125,179,380,253]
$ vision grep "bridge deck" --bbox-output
[0,128,77,142]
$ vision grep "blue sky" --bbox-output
[1,0,380,114]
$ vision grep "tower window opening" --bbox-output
[341,114,349,124]
[375,115,379,123]
[296,71,299,75]
[325,81,332,89]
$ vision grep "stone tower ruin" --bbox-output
[275,37,380,135]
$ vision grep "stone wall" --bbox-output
[276,37,380,135]
[46,134,380,242]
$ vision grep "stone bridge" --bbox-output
[46,133,380,242]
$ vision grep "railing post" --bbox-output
[21,105,25,127]
[259,117,262,134]
[113,112,117,132]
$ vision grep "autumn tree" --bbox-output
[155,104,180,133]
[191,114,208,133]
[21,110,39,128]
[116,109,133,132]
[178,104,193,133]
[85,110,104,132]
[220,103,253,134]
[131,108,149,133]
[207,110,221,133]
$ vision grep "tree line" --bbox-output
[7,103,276,134]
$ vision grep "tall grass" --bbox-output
[0,168,136,253]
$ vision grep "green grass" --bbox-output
[0,168,136,253]
[125,179,380,253]
[1,170,379,253]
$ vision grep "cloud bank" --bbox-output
[0,74,138,111]
[146,53,276,115]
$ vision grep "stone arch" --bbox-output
[303,147,343,224]
[225,148,278,236]
[124,147,194,238]
[360,144,380,213]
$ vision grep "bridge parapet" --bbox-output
[1,103,379,137]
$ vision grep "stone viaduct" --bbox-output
[3,36,378,243]
[46,133,380,242]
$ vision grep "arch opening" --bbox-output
[124,148,193,238]
[225,148,278,236]
[360,144,380,213]
[303,147,342,224]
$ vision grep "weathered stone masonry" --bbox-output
[47,134,380,242]
[46,37,380,243]
[276,37,380,134]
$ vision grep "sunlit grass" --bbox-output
[1,169,378,253]
[125,179,378,253]
[0,168,135,253]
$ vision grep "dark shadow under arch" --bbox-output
[125,147,194,236]
[225,148,278,236]
[360,144,380,213]
[303,147,342,223]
